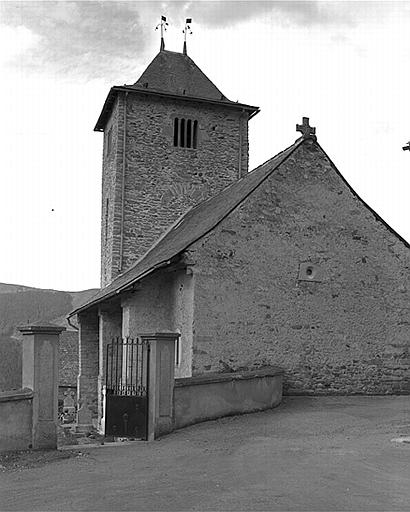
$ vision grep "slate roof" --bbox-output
[94,50,259,131]
[134,50,228,101]
[70,138,304,317]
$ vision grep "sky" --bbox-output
[0,0,409,291]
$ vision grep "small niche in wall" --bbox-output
[298,262,322,282]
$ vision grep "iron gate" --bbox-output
[105,337,149,439]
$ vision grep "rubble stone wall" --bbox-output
[100,92,249,287]
[189,141,410,394]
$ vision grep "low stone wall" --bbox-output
[173,367,283,430]
[0,388,33,452]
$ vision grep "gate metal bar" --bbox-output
[105,337,150,439]
[105,337,149,396]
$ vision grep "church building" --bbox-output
[70,40,410,430]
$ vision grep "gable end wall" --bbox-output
[188,141,410,394]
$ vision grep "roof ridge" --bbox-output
[113,144,290,281]
[180,138,304,218]
[180,139,305,249]
[160,49,184,56]
[69,138,305,317]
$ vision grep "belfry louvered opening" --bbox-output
[173,118,198,149]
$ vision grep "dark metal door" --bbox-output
[105,337,149,440]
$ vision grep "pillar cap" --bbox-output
[139,332,180,340]
[19,323,66,335]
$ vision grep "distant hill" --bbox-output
[0,282,98,391]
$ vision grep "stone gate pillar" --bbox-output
[19,324,65,449]
[140,332,180,441]
[77,311,99,429]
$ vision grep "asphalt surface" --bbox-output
[1,396,410,511]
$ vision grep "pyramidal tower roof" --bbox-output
[94,49,259,131]
[133,49,228,101]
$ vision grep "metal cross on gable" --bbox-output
[296,117,316,140]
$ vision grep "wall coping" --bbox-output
[140,332,181,340]
[0,388,33,403]
[175,367,284,388]
[19,324,66,335]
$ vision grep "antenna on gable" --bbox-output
[183,18,192,55]
[155,15,168,51]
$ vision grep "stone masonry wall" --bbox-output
[171,269,194,378]
[59,330,79,386]
[121,271,174,336]
[121,269,193,379]
[188,140,410,394]
[100,91,249,287]
[77,311,99,424]
[100,96,122,287]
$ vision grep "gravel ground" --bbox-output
[0,449,81,472]
[1,396,410,511]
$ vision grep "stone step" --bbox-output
[74,423,95,435]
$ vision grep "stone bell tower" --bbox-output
[95,42,259,287]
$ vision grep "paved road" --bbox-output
[1,396,410,511]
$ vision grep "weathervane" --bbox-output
[183,18,192,55]
[155,15,168,51]
[403,141,410,152]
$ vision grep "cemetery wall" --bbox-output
[173,368,283,430]
[0,388,33,452]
